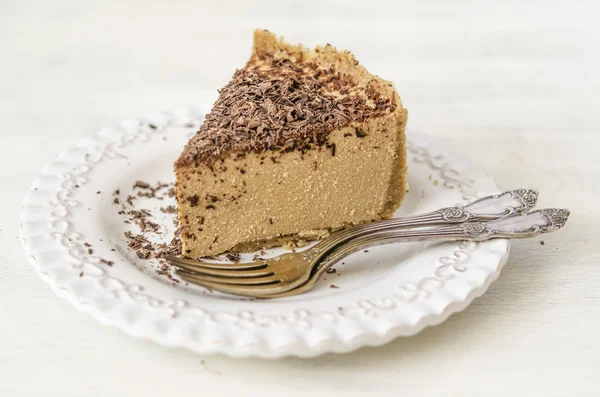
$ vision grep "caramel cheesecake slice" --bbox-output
[175,30,408,257]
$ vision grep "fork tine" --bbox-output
[164,255,268,270]
[176,267,275,279]
[177,272,286,296]
[172,261,273,278]
[175,269,279,285]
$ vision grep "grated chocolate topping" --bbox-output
[175,54,396,168]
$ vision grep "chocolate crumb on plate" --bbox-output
[224,252,241,263]
[114,180,184,279]
[160,205,177,214]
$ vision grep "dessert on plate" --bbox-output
[175,30,408,257]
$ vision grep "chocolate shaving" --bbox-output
[160,205,177,214]
[124,230,182,261]
[134,181,150,189]
[224,253,240,263]
[175,47,395,167]
[100,259,114,266]
[126,195,136,206]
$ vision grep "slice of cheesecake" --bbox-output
[175,30,408,257]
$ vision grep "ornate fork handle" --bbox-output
[312,189,539,258]
[315,209,570,274]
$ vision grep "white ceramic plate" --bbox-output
[20,106,509,358]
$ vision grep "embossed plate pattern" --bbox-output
[20,106,509,358]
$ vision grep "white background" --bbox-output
[1,0,599,396]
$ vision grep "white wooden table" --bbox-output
[1,1,598,395]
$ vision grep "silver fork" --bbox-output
[170,208,569,298]
[166,189,540,295]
